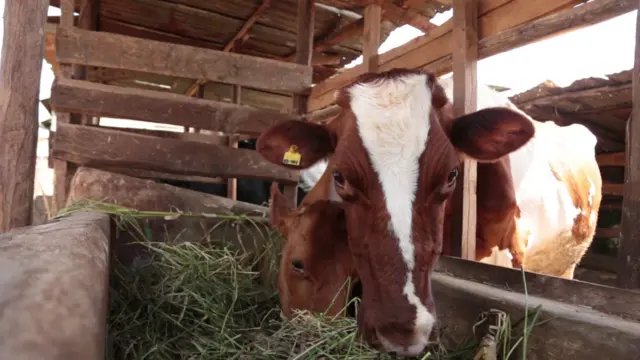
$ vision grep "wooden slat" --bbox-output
[363,2,383,72]
[50,78,300,136]
[596,226,621,238]
[223,0,272,52]
[52,123,299,184]
[450,0,479,261]
[0,0,49,230]
[619,4,640,289]
[55,27,312,93]
[307,0,596,112]
[597,151,626,167]
[579,251,618,273]
[603,183,624,196]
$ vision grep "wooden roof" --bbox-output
[47,0,452,84]
[510,70,631,154]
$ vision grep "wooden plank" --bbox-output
[99,167,224,184]
[619,5,640,289]
[0,212,110,360]
[50,78,301,136]
[603,183,624,196]
[382,2,438,33]
[435,255,640,322]
[307,0,589,112]
[73,0,98,128]
[449,0,479,261]
[0,0,49,230]
[52,123,299,184]
[363,2,383,72]
[55,27,312,93]
[598,151,626,167]
[596,226,622,238]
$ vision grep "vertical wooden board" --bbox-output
[363,2,383,72]
[0,0,49,230]
[228,85,241,201]
[450,0,479,261]
[619,5,640,289]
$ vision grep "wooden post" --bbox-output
[450,0,478,261]
[618,3,640,289]
[228,85,240,201]
[363,1,382,72]
[0,0,49,231]
[288,0,316,208]
[53,0,79,214]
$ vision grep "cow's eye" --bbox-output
[333,169,345,188]
[447,167,459,184]
[291,260,304,273]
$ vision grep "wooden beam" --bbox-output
[603,183,624,196]
[596,226,622,238]
[286,0,317,208]
[52,123,299,184]
[0,0,49,230]
[285,18,364,62]
[224,0,272,52]
[597,152,626,167]
[382,2,438,33]
[55,27,312,93]
[307,0,590,112]
[363,2,383,72]
[619,4,640,289]
[50,78,301,136]
[450,0,478,261]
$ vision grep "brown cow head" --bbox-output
[269,183,358,318]
[257,69,535,356]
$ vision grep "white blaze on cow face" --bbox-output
[348,73,435,344]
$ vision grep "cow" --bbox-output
[255,68,602,357]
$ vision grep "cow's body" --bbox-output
[256,69,601,357]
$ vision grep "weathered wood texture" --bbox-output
[67,167,274,285]
[435,256,640,323]
[308,0,631,111]
[449,0,478,261]
[0,211,110,360]
[55,27,313,93]
[0,0,49,231]
[433,271,640,360]
[50,78,300,136]
[363,2,382,72]
[619,4,640,289]
[52,123,299,184]
[598,151,626,166]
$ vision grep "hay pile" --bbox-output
[57,200,541,360]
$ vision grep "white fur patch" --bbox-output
[349,73,434,337]
[299,159,329,192]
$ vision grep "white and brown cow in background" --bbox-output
[257,68,602,357]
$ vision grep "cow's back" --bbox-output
[507,121,602,277]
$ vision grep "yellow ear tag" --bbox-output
[282,145,302,166]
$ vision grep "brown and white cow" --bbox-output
[258,68,601,357]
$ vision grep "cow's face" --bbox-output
[258,69,534,356]
[269,184,357,318]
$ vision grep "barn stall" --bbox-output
[1,0,640,359]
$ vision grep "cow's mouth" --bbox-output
[346,279,362,317]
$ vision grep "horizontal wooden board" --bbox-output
[55,27,312,93]
[435,255,640,322]
[50,78,299,136]
[603,183,624,196]
[598,152,626,167]
[52,123,299,184]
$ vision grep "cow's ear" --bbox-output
[257,120,336,169]
[448,107,535,162]
[269,182,292,231]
